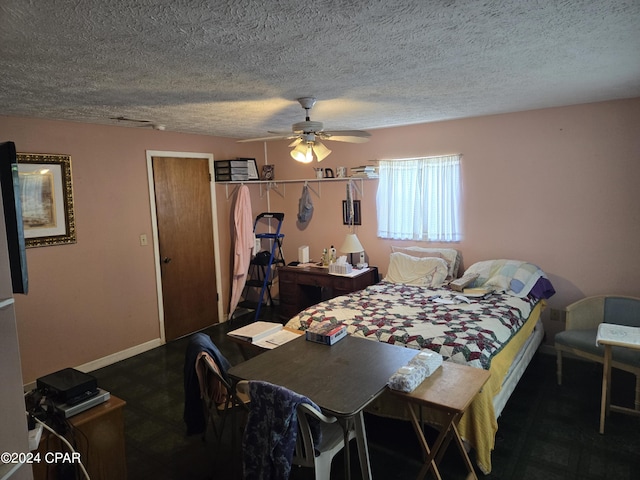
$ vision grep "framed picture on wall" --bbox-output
[17,153,76,247]
[342,199,361,225]
[261,164,275,180]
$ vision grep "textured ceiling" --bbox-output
[1,0,639,139]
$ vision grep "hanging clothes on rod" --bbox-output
[346,180,355,229]
[297,183,314,225]
[229,184,253,320]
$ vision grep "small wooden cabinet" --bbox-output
[33,396,127,480]
[278,266,378,320]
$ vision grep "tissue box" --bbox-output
[298,245,309,263]
[305,321,347,345]
[328,263,352,275]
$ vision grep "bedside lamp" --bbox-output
[340,233,365,268]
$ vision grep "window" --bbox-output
[376,154,461,242]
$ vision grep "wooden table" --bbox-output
[278,265,378,320]
[390,362,490,480]
[596,323,640,434]
[33,395,127,480]
[228,334,417,480]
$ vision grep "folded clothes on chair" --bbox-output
[242,381,322,480]
[196,352,227,405]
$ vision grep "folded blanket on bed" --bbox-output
[464,259,554,298]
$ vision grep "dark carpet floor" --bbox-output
[91,309,640,479]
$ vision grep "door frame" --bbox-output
[145,150,223,343]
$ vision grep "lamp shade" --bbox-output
[340,233,364,254]
[312,141,332,162]
[290,138,332,163]
[291,143,313,163]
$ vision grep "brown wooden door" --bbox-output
[152,156,219,341]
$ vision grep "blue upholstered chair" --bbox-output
[555,295,640,410]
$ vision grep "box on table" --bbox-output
[305,321,348,345]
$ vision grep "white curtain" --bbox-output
[376,155,461,242]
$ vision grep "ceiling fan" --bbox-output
[238,97,371,163]
[110,116,166,131]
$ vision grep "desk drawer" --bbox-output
[277,267,377,321]
[331,276,355,291]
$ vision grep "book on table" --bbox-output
[228,321,302,349]
[228,321,283,342]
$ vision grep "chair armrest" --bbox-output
[565,296,605,330]
[236,380,249,396]
[298,403,337,424]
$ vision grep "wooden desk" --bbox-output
[596,323,640,434]
[391,362,490,480]
[33,395,127,480]
[228,334,416,479]
[278,266,378,319]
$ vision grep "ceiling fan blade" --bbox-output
[238,129,301,143]
[267,130,295,136]
[319,130,371,143]
[110,116,152,124]
[237,135,291,143]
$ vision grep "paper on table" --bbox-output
[596,323,640,348]
[253,329,301,349]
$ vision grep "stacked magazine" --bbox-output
[350,165,379,178]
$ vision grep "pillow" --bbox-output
[529,277,556,299]
[463,259,550,298]
[385,252,449,287]
[390,246,461,279]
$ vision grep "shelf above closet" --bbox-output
[217,176,376,199]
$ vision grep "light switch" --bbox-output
[140,234,148,246]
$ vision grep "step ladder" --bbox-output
[241,212,285,322]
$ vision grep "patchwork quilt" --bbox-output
[285,281,538,371]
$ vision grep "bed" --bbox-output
[284,248,555,474]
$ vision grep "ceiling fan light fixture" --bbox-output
[312,141,332,162]
[291,143,314,163]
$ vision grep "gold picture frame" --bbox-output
[17,153,76,247]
